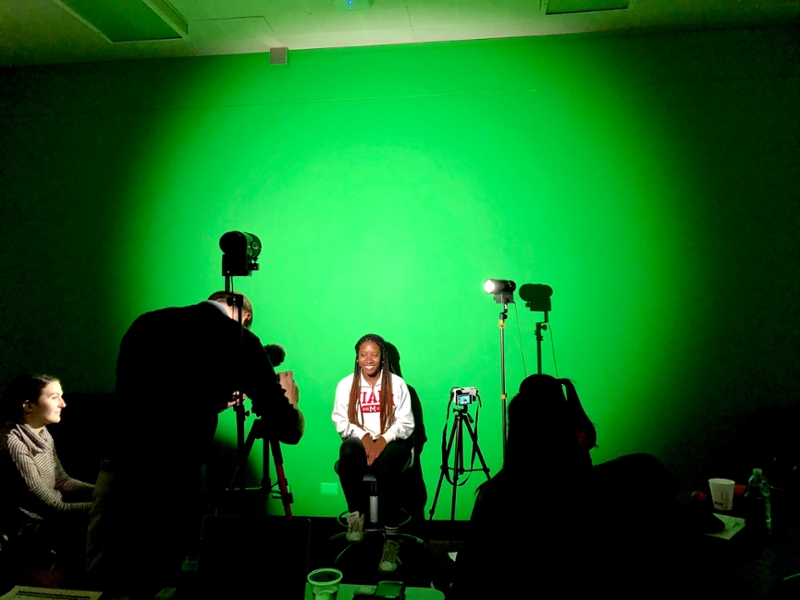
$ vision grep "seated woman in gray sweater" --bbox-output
[0,374,94,567]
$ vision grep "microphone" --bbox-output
[264,344,286,368]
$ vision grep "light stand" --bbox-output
[519,284,553,376]
[218,231,294,518]
[484,279,516,460]
[535,316,548,375]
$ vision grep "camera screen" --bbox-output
[457,394,470,405]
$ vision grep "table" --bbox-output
[306,583,445,600]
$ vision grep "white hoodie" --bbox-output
[332,371,414,443]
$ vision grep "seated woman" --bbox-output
[332,334,414,574]
[447,374,596,599]
[0,374,94,568]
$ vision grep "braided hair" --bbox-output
[348,333,395,436]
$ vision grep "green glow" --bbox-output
[2,28,797,519]
[111,37,702,518]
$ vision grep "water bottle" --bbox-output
[745,468,772,534]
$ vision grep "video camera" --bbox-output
[451,387,479,407]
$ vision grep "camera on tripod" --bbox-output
[431,386,490,520]
[451,387,479,407]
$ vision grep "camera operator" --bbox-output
[86,291,304,598]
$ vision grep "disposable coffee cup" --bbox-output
[708,478,735,511]
[308,567,342,600]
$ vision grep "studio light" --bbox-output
[483,279,516,304]
[220,231,262,277]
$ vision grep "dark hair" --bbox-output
[208,291,254,329]
[1,374,59,423]
[505,374,596,470]
[348,334,395,436]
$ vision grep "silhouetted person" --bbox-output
[447,375,596,599]
[86,292,304,598]
[448,374,687,599]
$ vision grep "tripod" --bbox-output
[429,403,491,521]
[227,416,294,517]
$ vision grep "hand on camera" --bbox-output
[278,371,300,407]
[223,391,246,411]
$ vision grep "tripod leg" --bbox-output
[269,437,293,518]
[228,422,260,491]
[450,414,463,521]
[428,413,461,520]
[462,418,492,480]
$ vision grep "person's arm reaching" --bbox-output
[278,370,305,438]
[242,332,304,445]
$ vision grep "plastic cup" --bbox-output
[708,478,735,511]
[308,568,342,600]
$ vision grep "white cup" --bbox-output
[308,568,342,600]
[708,478,735,511]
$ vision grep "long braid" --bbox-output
[348,334,395,436]
[348,353,362,429]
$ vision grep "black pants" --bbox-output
[86,467,208,598]
[338,436,412,527]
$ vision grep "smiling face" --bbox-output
[358,341,382,383]
[24,380,66,431]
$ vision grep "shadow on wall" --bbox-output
[386,341,428,524]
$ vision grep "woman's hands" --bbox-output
[362,434,387,466]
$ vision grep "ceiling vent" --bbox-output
[541,0,634,15]
[52,0,187,43]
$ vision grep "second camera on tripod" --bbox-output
[451,386,479,407]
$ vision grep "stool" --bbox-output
[331,448,424,559]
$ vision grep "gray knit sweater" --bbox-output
[0,422,94,524]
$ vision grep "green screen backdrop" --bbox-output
[1,26,797,519]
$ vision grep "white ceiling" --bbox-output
[1,0,798,68]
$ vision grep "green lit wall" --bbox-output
[1,26,797,519]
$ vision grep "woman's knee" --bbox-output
[340,437,365,458]
[338,437,368,474]
[372,443,411,477]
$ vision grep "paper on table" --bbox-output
[0,587,103,600]
[704,513,746,539]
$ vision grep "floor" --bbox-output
[3,508,799,599]
[306,516,463,591]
